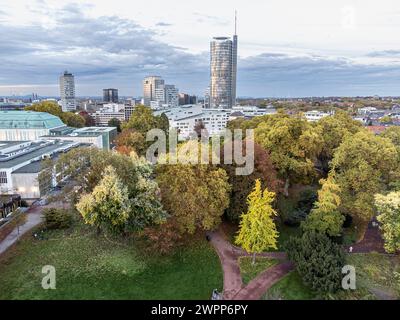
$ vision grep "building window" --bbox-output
[0,171,7,184]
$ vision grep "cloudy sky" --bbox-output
[2,0,400,97]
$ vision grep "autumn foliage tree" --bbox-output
[331,131,398,226]
[156,143,231,235]
[302,174,344,237]
[115,129,146,156]
[222,142,281,222]
[315,111,363,174]
[76,165,131,234]
[375,191,400,253]
[26,101,85,127]
[254,113,323,196]
[235,179,279,264]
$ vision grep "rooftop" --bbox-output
[0,111,65,129]
[0,139,78,170]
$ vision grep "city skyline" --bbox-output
[2,0,400,97]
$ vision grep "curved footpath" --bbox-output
[0,202,63,256]
[207,229,293,300]
[209,218,387,300]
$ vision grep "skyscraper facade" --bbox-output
[210,33,237,108]
[164,84,179,107]
[59,71,76,111]
[143,76,165,106]
[103,88,119,103]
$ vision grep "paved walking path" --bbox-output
[207,229,292,300]
[0,202,63,256]
[232,261,294,300]
[347,219,385,253]
[210,218,388,300]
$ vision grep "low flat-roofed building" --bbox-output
[0,139,81,199]
[46,126,117,151]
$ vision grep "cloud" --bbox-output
[192,12,229,26]
[0,4,208,95]
[156,22,173,27]
[238,53,400,97]
[366,50,400,58]
[2,4,400,97]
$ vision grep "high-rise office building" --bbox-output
[179,93,197,105]
[59,71,76,111]
[103,88,119,103]
[143,76,165,106]
[209,14,238,108]
[164,85,179,107]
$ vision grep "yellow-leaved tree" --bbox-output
[235,179,279,264]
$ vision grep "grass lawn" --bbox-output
[0,222,222,300]
[265,253,400,300]
[331,253,400,300]
[265,271,317,300]
[238,256,278,284]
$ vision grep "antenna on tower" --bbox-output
[234,10,237,35]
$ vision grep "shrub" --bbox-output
[283,189,317,226]
[285,231,345,294]
[297,189,318,213]
[43,208,73,230]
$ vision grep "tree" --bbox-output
[123,105,161,133]
[78,111,96,126]
[76,165,130,234]
[26,101,85,127]
[193,120,207,139]
[375,191,400,253]
[108,118,122,132]
[53,148,166,232]
[156,149,230,235]
[61,112,85,128]
[315,111,363,174]
[379,115,392,124]
[115,129,146,156]
[255,113,323,196]
[25,101,63,117]
[158,113,170,134]
[285,231,345,294]
[331,131,398,225]
[235,179,279,264]
[222,142,281,222]
[302,174,345,237]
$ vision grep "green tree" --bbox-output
[285,231,345,294]
[255,113,323,196]
[379,115,392,124]
[156,155,230,235]
[316,111,363,174]
[375,191,400,253]
[53,148,166,232]
[25,101,63,117]
[123,105,160,133]
[76,165,130,234]
[235,179,279,264]
[61,112,85,128]
[26,101,85,128]
[331,131,398,225]
[302,174,345,237]
[108,118,122,132]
